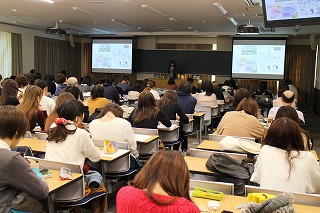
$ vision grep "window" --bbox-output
[0,31,12,78]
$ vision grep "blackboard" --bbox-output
[132,49,232,75]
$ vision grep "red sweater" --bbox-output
[116,186,200,213]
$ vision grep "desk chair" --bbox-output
[132,127,159,161]
[24,131,32,138]
[245,185,320,207]
[184,114,197,137]
[25,157,105,212]
[195,105,211,135]
[189,179,234,195]
[159,120,180,149]
[36,132,48,140]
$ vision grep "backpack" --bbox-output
[255,94,273,109]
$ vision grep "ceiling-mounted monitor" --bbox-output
[91,38,133,74]
[262,0,320,27]
[232,38,287,80]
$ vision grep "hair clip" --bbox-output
[55,118,68,125]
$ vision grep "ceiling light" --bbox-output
[227,17,238,25]
[42,0,54,3]
[212,3,228,15]
[141,5,167,16]
[72,7,100,17]
[237,32,259,35]
[89,1,107,5]
[12,9,41,17]
[92,28,110,33]
[110,19,130,27]
[244,0,254,6]
[168,17,184,25]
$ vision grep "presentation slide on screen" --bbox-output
[92,39,132,74]
[265,0,320,21]
[232,39,286,80]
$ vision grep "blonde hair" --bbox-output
[18,86,43,124]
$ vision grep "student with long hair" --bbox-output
[196,81,218,107]
[44,92,75,132]
[87,85,109,115]
[275,106,311,150]
[159,90,189,152]
[214,98,264,139]
[116,150,199,212]
[0,79,19,106]
[89,103,138,157]
[228,88,250,111]
[143,80,160,101]
[0,106,49,212]
[127,92,171,129]
[17,86,47,131]
[251,117,320,193]
[45,100,104,213]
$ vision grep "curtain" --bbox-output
[83,43,92,77]
[34,36,81,79]
[157,43,212,50]
[0,31,12,78]
[11,33,23,76]
[285,45,316,105]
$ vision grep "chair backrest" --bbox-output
[195,105,211,124]
[25,157,84,202]
[189,179,234,195]
[36,132,48,140]
[245,185,320,207]
[190,148,247,161]
[132,127,158,136]
[24,131,32,138]
[117,141,129,150]
[208,134,255,142]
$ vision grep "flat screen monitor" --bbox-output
[91,38,133,74]
[232,38,286,80]
[262,0,320,27]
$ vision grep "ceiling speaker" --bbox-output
[69,35,75,48]
[310,33,316,51]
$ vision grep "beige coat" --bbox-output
[214,110,264,139]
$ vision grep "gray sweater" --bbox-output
[0,149,49,213]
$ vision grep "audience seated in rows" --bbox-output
[17,86,47,131]
[89,103,138,157]
[159,90,189,152]
[228,88,250,111]
[268,90,304,122]
[0,106,49,212]
[117,75,131,94]
[176,81,197,114]
[252,81,273,100]
[116,150,199,213]
[44,74,56,96]
[143,80,160,101]
[0,79,20,106]
[251,117,320,194]
[187,78,200,94]
[15,74,29,101]
[45,100,105,212]
[44,92,75,132]
[214,98,264,139]
[103,75,119,104]
[35,80,56,115]
[78,76,93,93]
[196,81,218,107]
[127,92,171,129]
[275,106,310,150]
[166,77,177,90]
[55,73,67,96]
[87,85,109,115]
[212,81,224,101]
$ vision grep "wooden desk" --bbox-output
[184,156,215,175]
[19,138,47,153]
[46,170,83,195]
[100,149,130,162]
[135,134,160,155]
[311,150,319,161]
[192,194,320,213]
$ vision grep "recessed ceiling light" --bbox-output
[92,28,110,33]
[212,3,228,15]
[72,7,100,17]
[110,19,130,27]
[89,1,107,5]
[168,17,184,25]
[141,5,166,16]
[227,17,238,25]
[202,20,206,23]
[42,0,54,3]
